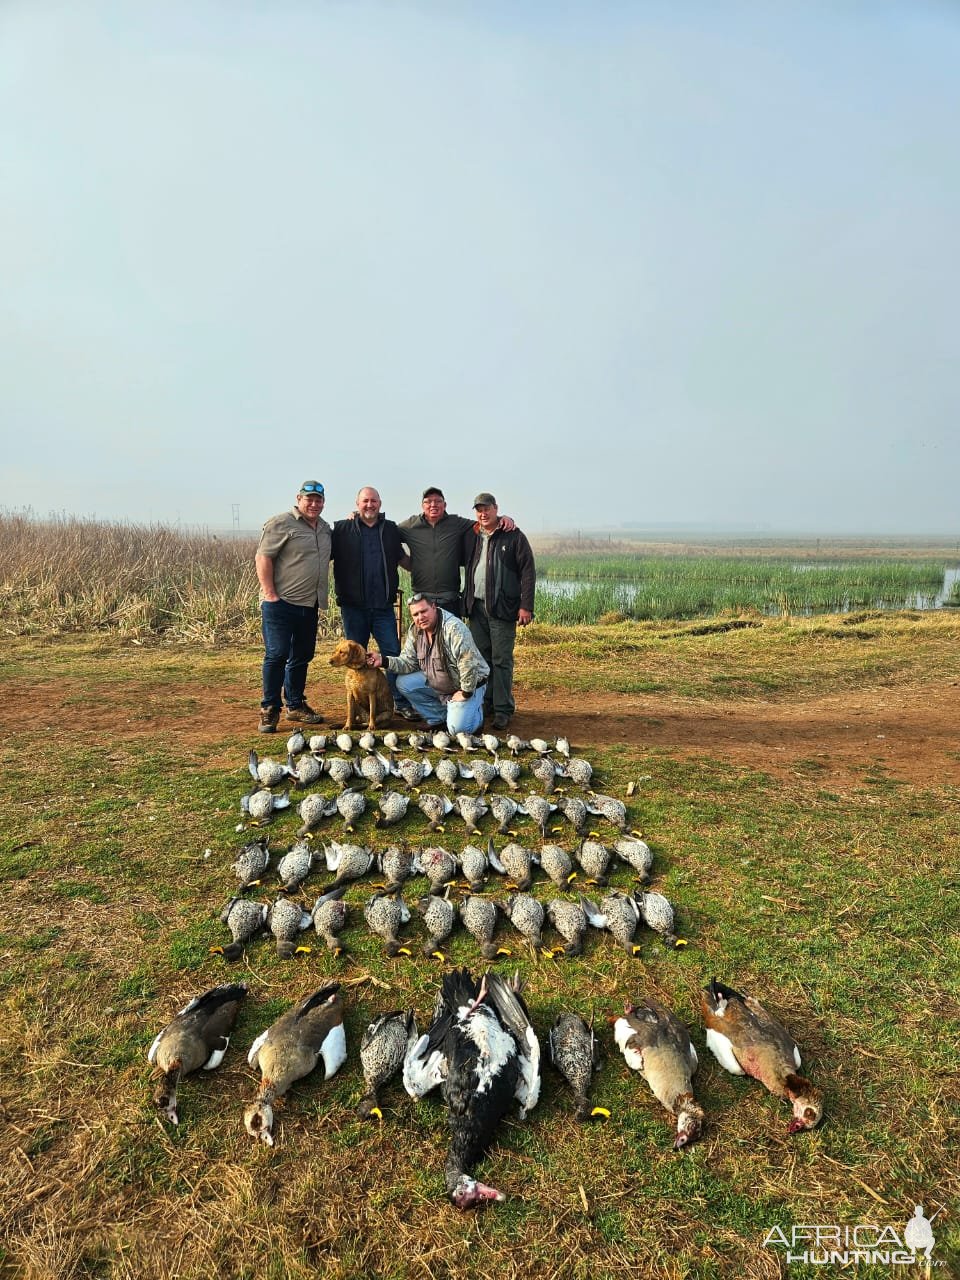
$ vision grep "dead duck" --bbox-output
[549,1012,606,1121]
[417,889,457,960]
[149,983,247,1125]
[266,896,313,958]
[574,838,613,886]
[488,838,537,892]
[433,757,460,791]
[554,736,571,760]
[459,896,511,960]
[414,845,459,895]
[232,836,270,890]
[481,733,500,757]
[506,734,530,756]
[358,730,377,753]
[324,756,358,789]
[580,891,643,957]
[498,893,546,954]
[614,836,653,882]
[404,968,541,1208]
[456,731,479,752]
[336,788,366,832]
[529,738,551,756]
[462,758,497,795]
[276,840,316,895]
[241,788,291,825]
[244,984,347,1146]
[454,794,488,836]
[335,732,355,754]
[394,756,433,790]
[587,791,633,833]
[359,751,391,790]
[701,979,823,1133]
[374,790,410,828]
[382,731,401,753]
[407,730,430,752]
[458,843,489,893]
[248,750,291,789]
[311,886,348,956]
[358,1010,419,1121]
[530,756,558,795]
[417,791,454,832]
[296,792,338,838]
[212,897,268,961]
[519,794,557,839]
[494,757,522,792]
[539,844,577,889]
[560,756,592,789]
[545,898,589,957]
[637,889,686,948]
[376,844,414,893]
[612,999,704,1149]
[308,733,328,754]
[432,729,455,753]
[364,892,412,957]
[488,794,520,836]
[290,752,323,788]
[557,795,589,835]
[323,840,375,893]
[286,730,307,756]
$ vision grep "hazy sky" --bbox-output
[2,1,958,534]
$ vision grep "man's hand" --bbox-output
[366,652,383,668]
[518,609,533,626]
[450,690,467,702]
[499,515,516,533]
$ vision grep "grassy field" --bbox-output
[1,615,958,1278]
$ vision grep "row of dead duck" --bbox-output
[149,971,823,1209]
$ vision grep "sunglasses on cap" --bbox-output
[299,483,325,495]
[408,593,432,605]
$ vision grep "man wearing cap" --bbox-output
[331,486,416,719]
[366,594,489,734]
[254,480,331,733]
[398,489,516,616]
[463,493,536,730]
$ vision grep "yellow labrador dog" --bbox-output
[328,639,395,730]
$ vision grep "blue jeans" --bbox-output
[340,605,411,710]
[261,599,318,710]
[395,672,486,733]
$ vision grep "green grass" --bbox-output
[0,630,957,1278]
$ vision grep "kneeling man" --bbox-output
[366,593,489,734]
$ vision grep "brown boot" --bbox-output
[258,706,280,734]
[285,702,325,725]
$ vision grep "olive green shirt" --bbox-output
[256,508,332,608]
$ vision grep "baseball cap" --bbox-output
[473,492,497,508]
[298,481,324,495]
[422,487,445,501]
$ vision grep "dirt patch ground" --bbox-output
[10,667,960,788]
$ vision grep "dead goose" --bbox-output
[359,751,391,790]
[574,838,613,886]
[325,756,358,789]
[587,791,631,832]
[336,788,366,832]
[494,757,522,792]
[519,793,558,839]
[296,792,338,838]
[376,844,414,893]
[149,982,247,1125]
[358,1010,419,1121]
[612,999,703,1148]
[580,890,643,956]
[417,791,454,832]
[637,890,685,948]
[614,836,654,882]
[530,756,558,795]
[488,839,537,892]
[454,794,488,836]
[414,845,459,895]
[244,984,347,1146]
[549,1012,607,1121]
[311,886,348,956]
[459,895,511,960]
[488,794,520,836]
[323,840,375,893]
[539,844,577,889]
[374,790,410,828]
[417,890,457,960]
[212,897,268,961]
[458,843,489,893]
[266,896,313,958]
[498,893,546,954]
[276,840,316,895]
[364,892,412,957]
[232,836,270,890]
[545,899,589,958]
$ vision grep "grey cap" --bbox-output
[472,492,497,508]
